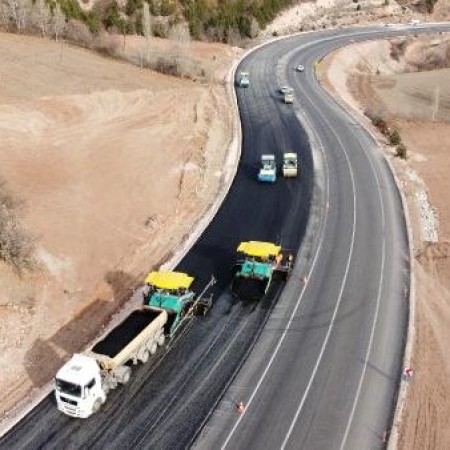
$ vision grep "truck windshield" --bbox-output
[55,378,82,397]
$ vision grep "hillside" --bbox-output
[1,0,449,47]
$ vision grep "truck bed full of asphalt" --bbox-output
[92,309,161,358]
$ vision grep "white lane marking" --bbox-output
[304,39,390,446]
[279,38,390,448]
[338,134,387,449]
[280,78,358,450]
[220,24,437,447]
[219,25,450,449]
[131,302,244,447]
[220,78,332,450]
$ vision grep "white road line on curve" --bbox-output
[338,131,387,450]
[280,66,358,450]
[220,74,332,450]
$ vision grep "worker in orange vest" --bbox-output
[236,401,246,414]
[275,253,283,268]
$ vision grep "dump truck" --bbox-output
[237,71,250,88]
[282,152,298,177]
[54,271,214,418]
[258,154,277,183]
[231,241,293,299]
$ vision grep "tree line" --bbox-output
[0,0,299,43]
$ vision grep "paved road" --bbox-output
[1,23,449,450]
[193,23,450,450]
[0,27,314,450]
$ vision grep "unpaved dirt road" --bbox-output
[320,37,450,450]
[0,32,236,419]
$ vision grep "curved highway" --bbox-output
[1,23,449,450]
[195,23,450,449]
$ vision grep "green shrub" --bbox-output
[85,10,102,33]
[0,180,35,272]
[389,129,401,146]
[160,0,176,16]
[180,0,295,42]
[59,0,86,21]
[125,0,143,16]
[425,0,438,13]
[396,143,407,159]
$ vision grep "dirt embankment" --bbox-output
[320,35,450,449]
[262,0,426,38]
[0,32,239,419]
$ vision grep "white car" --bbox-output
[296,65,304,72]
[279,86,293,94]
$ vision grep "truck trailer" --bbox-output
[55,271,214,418]
[55,307,167,418]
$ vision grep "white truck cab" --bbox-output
[55,354,105,418]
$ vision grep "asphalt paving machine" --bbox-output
[231,241,293,299]
[143,271,214,336]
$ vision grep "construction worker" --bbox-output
[236,401,246,414]
[275,253,283,268]
[288,254,294,268]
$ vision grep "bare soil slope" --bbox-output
[0,32,235,417]
[321,37,450,449]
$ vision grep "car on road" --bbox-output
[296,65,304,72]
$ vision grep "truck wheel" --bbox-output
[92,398,102,414]
[140,349,150,364]
[149,340,158,355]
[122,367,131,384]
[157,333,165,346]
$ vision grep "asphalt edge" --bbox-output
[0,57,243,439]
[314,51,413,450]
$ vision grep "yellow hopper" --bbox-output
[237,241,281,259]
[145,271,194,290]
